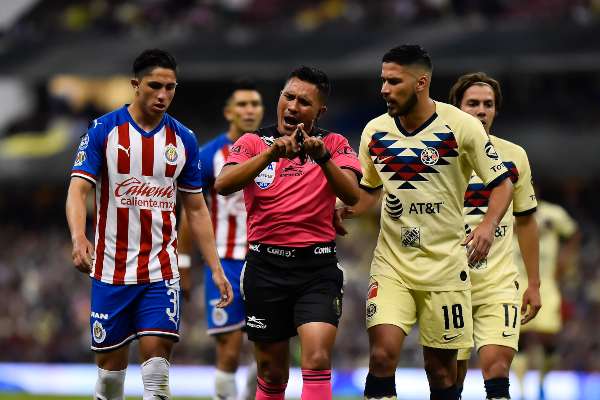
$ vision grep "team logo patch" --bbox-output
[212,307,229,327]
[255,162,277,189]
[367,281,378,299]
[420,147,439,166]
[366,303,377,319]
[485,141,499,159]
[74,151,86,166]
[78,134,89,150]
[333,297,342,318]
[164,143,179,165]
[401,227,420,247]
[384,194,403,220]
[92,320,106,343]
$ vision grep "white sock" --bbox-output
[243,363,257,400]
[141,357,170,400]
[94,367,125,400]
[214,369,237,400]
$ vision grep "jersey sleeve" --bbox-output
[358,123,383,191]
[328,134,362,178]
[226,133,260,165]
[70,121,105,184]
[513,147,537,216]
[460,116,508,188]
[177,130,203,193]
[554,206,578,239]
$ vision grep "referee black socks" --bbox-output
[430,384,459,400]
[484,377,510,399]
[364,373,396,398]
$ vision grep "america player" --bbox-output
[215,66,361,400]
[449,72,542,400]
[66,49,232,400]
[178,80,264,400]
[337,45,513,400]
[512,196,579,399]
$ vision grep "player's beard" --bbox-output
[394,90,418,117]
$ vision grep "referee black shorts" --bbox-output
[241,242,344,343]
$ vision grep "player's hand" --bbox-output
[269,134,300,160]
[211,268,233,308]
[462,221,495,264]
[300,124,327,160]
[71,234,94,273]
[333,205,355,236]
[521,286,542,324]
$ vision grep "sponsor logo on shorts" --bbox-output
[442,332,463,342]
[267,247,295,258]
[92,320,106,343]
[401,227,420,247]
[249,243,261,252]
[255,162,277,189]
[367,281,378,300]
[212,307,229,327]
[314,245,334,255]
[366,303,377,319]
[247,316,267,329]
[91,311,109,320]
[420,147,439,166]
[502,331,516,338]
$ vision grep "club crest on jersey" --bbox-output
[164,143,179,165]
[92,320,106,343]
[255,162,277,189]
[485,141,499,159]
[420,147,439,166]
[74,151,86,166]
[78,134,89,150]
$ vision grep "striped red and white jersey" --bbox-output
[71,105,203,285]
[198,133,247,260]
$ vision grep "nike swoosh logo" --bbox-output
[502,331,515,337]
[376,155,394,163]
[442,333,462,341]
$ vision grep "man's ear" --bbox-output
[131,79,139,89]
[415,74,430,94]
[316,105,327,120]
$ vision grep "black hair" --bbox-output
[132,49,178,78]
[287,66,331,102]
[382,45,432,71]
[225,78,259,102]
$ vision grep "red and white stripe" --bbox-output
[89,122,196,284]
[210,144,247,260]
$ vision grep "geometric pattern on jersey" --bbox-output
[71,106,202,285]
[368,129,458,189]
[464,161,518,215]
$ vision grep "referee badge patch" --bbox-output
[255,162,277,189]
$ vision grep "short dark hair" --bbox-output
[449,72,503,111]
[225,78,259,102]
[287,66,331,102]
[132,49,178,78]
[382,45,432,71]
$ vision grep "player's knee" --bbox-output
[302,348,331,370]
[369,345,398,375]
[141,357,170,399]
[95,367,126,400]
[256,359,288,385]
[424,362,454,388]
[482,358,511,379]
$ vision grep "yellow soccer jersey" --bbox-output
[360,101,509,291]
[514,200,577,285]
[464,136,537,305]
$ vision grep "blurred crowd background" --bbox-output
[1,0,599,374]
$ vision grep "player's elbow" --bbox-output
[343,189,360,206]
[214,179,232,196]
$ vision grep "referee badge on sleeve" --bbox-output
[255,162,277,189]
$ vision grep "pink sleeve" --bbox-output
[327,134,362,175]
[226,133,260,164]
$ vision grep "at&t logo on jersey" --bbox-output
[255,162,276,189]
[385,194,403,220]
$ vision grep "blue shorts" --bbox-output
[89,278,182,352]
[205,259,246,335]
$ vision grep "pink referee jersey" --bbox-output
[225,125,361,247]
[71,105,203,285]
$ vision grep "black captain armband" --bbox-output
[313,150,331,165]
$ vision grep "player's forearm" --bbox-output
[515,214,540,287]
[65,180,90,241]
[215,150,274,195]
[320,163,359,205]
[186,205,222,273]
[481,178,513,228]
[178,207,193,255]
[346,187,382,217]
